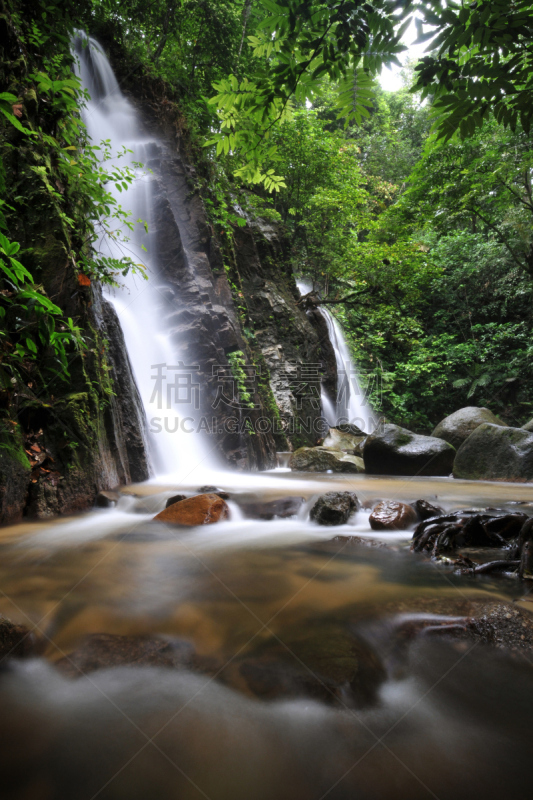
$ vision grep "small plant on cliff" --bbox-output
[227,349,256,409]
[0,227,86,381]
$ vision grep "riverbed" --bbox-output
[1,471,533,799]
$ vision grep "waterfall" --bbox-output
[73,35,208,479]
[297,280,374,433]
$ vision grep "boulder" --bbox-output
[289,446,364,473]
[363,424,455,477]
[369,500,418,531]
[153,493,229,525]
[453,423,533,482]
[522,419,533,432]
[432,406,507,450]
[322,426,366,456]
[310,492,360,526]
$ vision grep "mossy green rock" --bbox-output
[363,423,455,476]
[289,446,364,473]
[432,406,507,449]
[453,423,533,482]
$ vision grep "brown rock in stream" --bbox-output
[154,493,229,526]
[370,501,418,531]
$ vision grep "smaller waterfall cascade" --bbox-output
[73,35,209,479]
[297,280,374,433]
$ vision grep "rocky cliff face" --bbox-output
[232,221,336,449]
[0,283,151,523]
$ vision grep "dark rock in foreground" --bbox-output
[453,423,533,482]
[363,424,455,476]
[432,406,507,450]
[310,492,360,526]
[370,501,418,531]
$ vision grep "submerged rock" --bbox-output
[55,634,196,677]
[310,492,360,526]
[223,623,386,708]
[95,490,121,508]
[363,424,455,476]
[369,501,418,531]
[289,446,364,473]
[197,485,230,499]
[237,496,304,520]
[153,493,229,525]
[322,426,366,455]
[453,423,533,482]
[432,406,507,449]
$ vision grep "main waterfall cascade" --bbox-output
[297,280,375,433]
[74,35,210,480]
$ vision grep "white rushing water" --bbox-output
[297,280,374,433]
[73,35,210,480]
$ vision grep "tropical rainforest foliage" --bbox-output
[2,0,533,432]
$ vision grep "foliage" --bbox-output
[412,0,533,140]
[205,0,411,186]
[401,119,533,275]
[227,349,256,408]
[0,227,85,381]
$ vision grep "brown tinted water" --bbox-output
[0,471,533,799]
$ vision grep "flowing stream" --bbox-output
[0,36,532,800]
